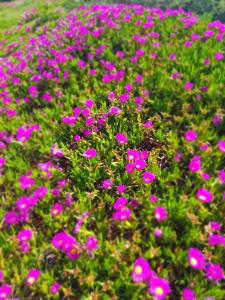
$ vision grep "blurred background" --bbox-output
[0,0,224,42]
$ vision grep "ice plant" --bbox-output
[188,248,205,270]
[154,207,168,222]
[196,188,213,203]
[115,133,128,145]
[26,269,40,286]
[143,172,156,184]
[50,282,61,295]
[184,130,197,142]
[0,284,11,300]
[85,236,98,254]
[149,277,171,300]
[218,140,225,153]
[50,203,63,217]
[205,263,224,282]
[182,288,196,300]
[132,257,151,283]
[112,209,131,221]
[83,149,97,159]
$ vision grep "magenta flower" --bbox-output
[126,163,136,174]
[101,179,113,190]
[188,156,201,173]
[143,121,153,129]
[196,188,213,203]
[28,86,38,98]
[4,211,19,226]
[184,130,197,142]
[17,229,32,242]
[18,174,35,190]
[50,144,64,158]
[117,184,127,194]
[19,241,30,253]
[184,82,194,90]
[199,144,208,152]
[26,269,40,286]
[113,197,128,211]
[85,236,98,253]
[83,149,97,159]
[50,203,63,217]
[209,221,221,232]
[154,228,163,238]
[0,284,11,300]
[149,277,171,300]
[150,195,158,203]
[112,209,131,221]
[182,288,196,300]
[218,141,225,153]
[65,243,81,260]
[188,248,205,270]
[115,133,128,145]
[205,263,224,282]
[213,114,222,126]
[50,282,61,295]
[127,149,139,161]
[135,159,146,171]
[214,52,224,61]
[218,170,225,184]
[143,171,156,184]
[154,206,168,222]
[132,257,151,283]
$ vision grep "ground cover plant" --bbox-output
[0,2,225,300]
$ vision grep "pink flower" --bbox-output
[196,188,213,203]
[188,156,201,173]
[85,236,98,253]
[184,82,194,90]
[83,149,97,159]
[117,184,127,194]
[0,284,11,300]
[28,86,38,98]
[50,282,61,295]
[17,229,32,242]
[26,269,40,286]
[127,149,139,161]
[115,133,128,145]
[154,206,168,222]
[149,195,158,203]
[132,257,151,283]
[188,248,205,270]
[218,140,225,153]
[205,263,224,282]
[149,277,171,300]
[218,170,225,184]
[113,197,128,211]
[214,52,224,61]
[19,174,35,190]
[143,171,156,184]
[182,288,196,300]
[184,130,197,142]
[51,203,63,217]
[154,228,163,238]
[112,209,131,221]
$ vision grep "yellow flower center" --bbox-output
[135,266,142,275]
[190,257,198,266]
[28,277,35,284]
[155,287,163,296]
[70,248,78,255]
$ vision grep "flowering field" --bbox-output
[0,3,225,300]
